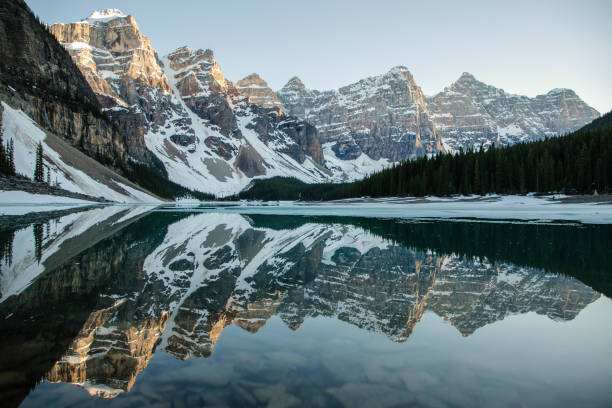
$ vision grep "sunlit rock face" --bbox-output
[427,73,600,152]
[50,9,171,105]
[236,73,284,113]
[51,10,329,195]
[50,9,177,166]
[278,67,443,162]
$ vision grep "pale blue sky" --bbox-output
[26,0,612,113]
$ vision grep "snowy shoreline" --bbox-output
[2,193,611,224]
[170,194,612,225]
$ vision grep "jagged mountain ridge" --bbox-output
[5,211,595,397]
[50,11,331,196]
[277,67,443,163]
[279,70,599,155]
[427,72,600,151]
[6,5,598,197]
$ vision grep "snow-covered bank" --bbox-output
[198,195,612,224]
[0,190,96,215]
[1,102,159,203]
[4,194,610,224]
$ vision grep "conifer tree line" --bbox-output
[0,133,16,177]
[239,112,612,200]
[355,124,611,197]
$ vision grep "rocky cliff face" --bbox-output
[278,67,443,164]
[236,73,284,113]
[427,72,600,151]
[51,10,329,195]
[162,46,326,174]
[0,0,127,169]
[279,70,599,161]
[50,9,175,167]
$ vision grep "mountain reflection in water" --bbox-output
[0,207,610,407]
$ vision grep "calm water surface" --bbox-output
[0,206,611,407]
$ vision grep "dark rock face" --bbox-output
[234,145,266,177]
[276,118,323,165]
[331,140,361,160]
[0,0,127,169]
[204,136,236,161]
[170,134,195,147]
[247,104,324,166]
[188,92,240,138]
[169,259,195,271]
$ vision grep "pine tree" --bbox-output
[7,139,15,176]
[0,133,6,176]
[34,142,44,182]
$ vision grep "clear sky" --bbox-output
[26,0,612,113]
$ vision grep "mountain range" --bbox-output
[0,4,601,199]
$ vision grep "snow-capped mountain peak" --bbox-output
[83,9,128,23]
[236,73,284,112]
[285,76,306,88]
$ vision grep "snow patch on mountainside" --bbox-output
[323,143,390,181]
[139,55,334,197]
[1,103,158,203]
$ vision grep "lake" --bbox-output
[0,205,611,407]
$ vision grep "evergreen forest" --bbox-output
[238,111,612,201]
